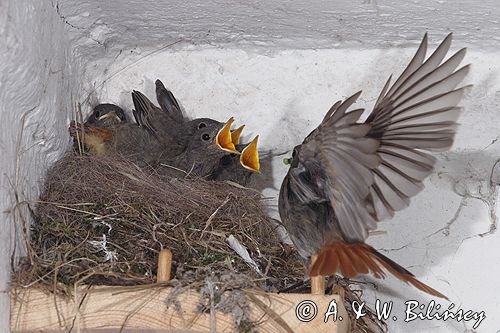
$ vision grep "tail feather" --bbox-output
[316,246,337,276]
[310,242,448,300]
[345,246,369,275]
[352,245,385,278]
[338,248,357,278]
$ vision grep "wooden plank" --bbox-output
[10,286,350,333]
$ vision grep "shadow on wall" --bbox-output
[317,149,497,332]
[368,149,497,293]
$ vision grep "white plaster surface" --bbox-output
[1,0,499,332]
[0,1,79,332]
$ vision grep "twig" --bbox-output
[200,194,232,239]
[159,163,188,175]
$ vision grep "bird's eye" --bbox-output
[94,111,100,119]
[198,122,207,129]
[202,133,210,141]
[292,149,297,158]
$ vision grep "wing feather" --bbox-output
[366,33,469,221]
[287,33,469,242]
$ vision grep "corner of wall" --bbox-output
[0,1,83,331]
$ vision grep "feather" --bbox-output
[310,242,448,299]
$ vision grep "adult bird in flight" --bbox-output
[278,33,470,299]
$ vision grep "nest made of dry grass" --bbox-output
[12,151,387,333]
[13,152,303,292]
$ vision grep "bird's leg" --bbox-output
[310,254,325,295]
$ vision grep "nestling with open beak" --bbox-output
[164,117,260,179]
[278,33,470,299]
[132,85,261,176]
[209,123,260,185]
[214,117,260,174]
[71,89,261,179]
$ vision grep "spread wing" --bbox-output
[295,33,470,242]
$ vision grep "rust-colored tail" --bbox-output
[309,242,448,300]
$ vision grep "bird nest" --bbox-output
[13,151,303,289]
[12,151,387,333]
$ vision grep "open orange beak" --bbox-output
[240,135,260,173]
[216,117,240,154]
[231,125,245,145]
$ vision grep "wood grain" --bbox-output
[156,249,172,283]
[10,286,350,333]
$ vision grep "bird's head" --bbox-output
[213,117,260,172]
[184,117,260,173]
[86,104,127,127]
[185,118,226,150]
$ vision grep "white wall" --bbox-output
[1,0,499,332]
[96,46,500,333]
[58,0,499,55]
[0,1,79,332]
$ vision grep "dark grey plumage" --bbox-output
[155,79,185,123]
[133,84,258,181]
[278,33,469,299]
[207,144,254,185]
[73,103,129,154]
[85,104,127,127]
[132,90,179,142]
